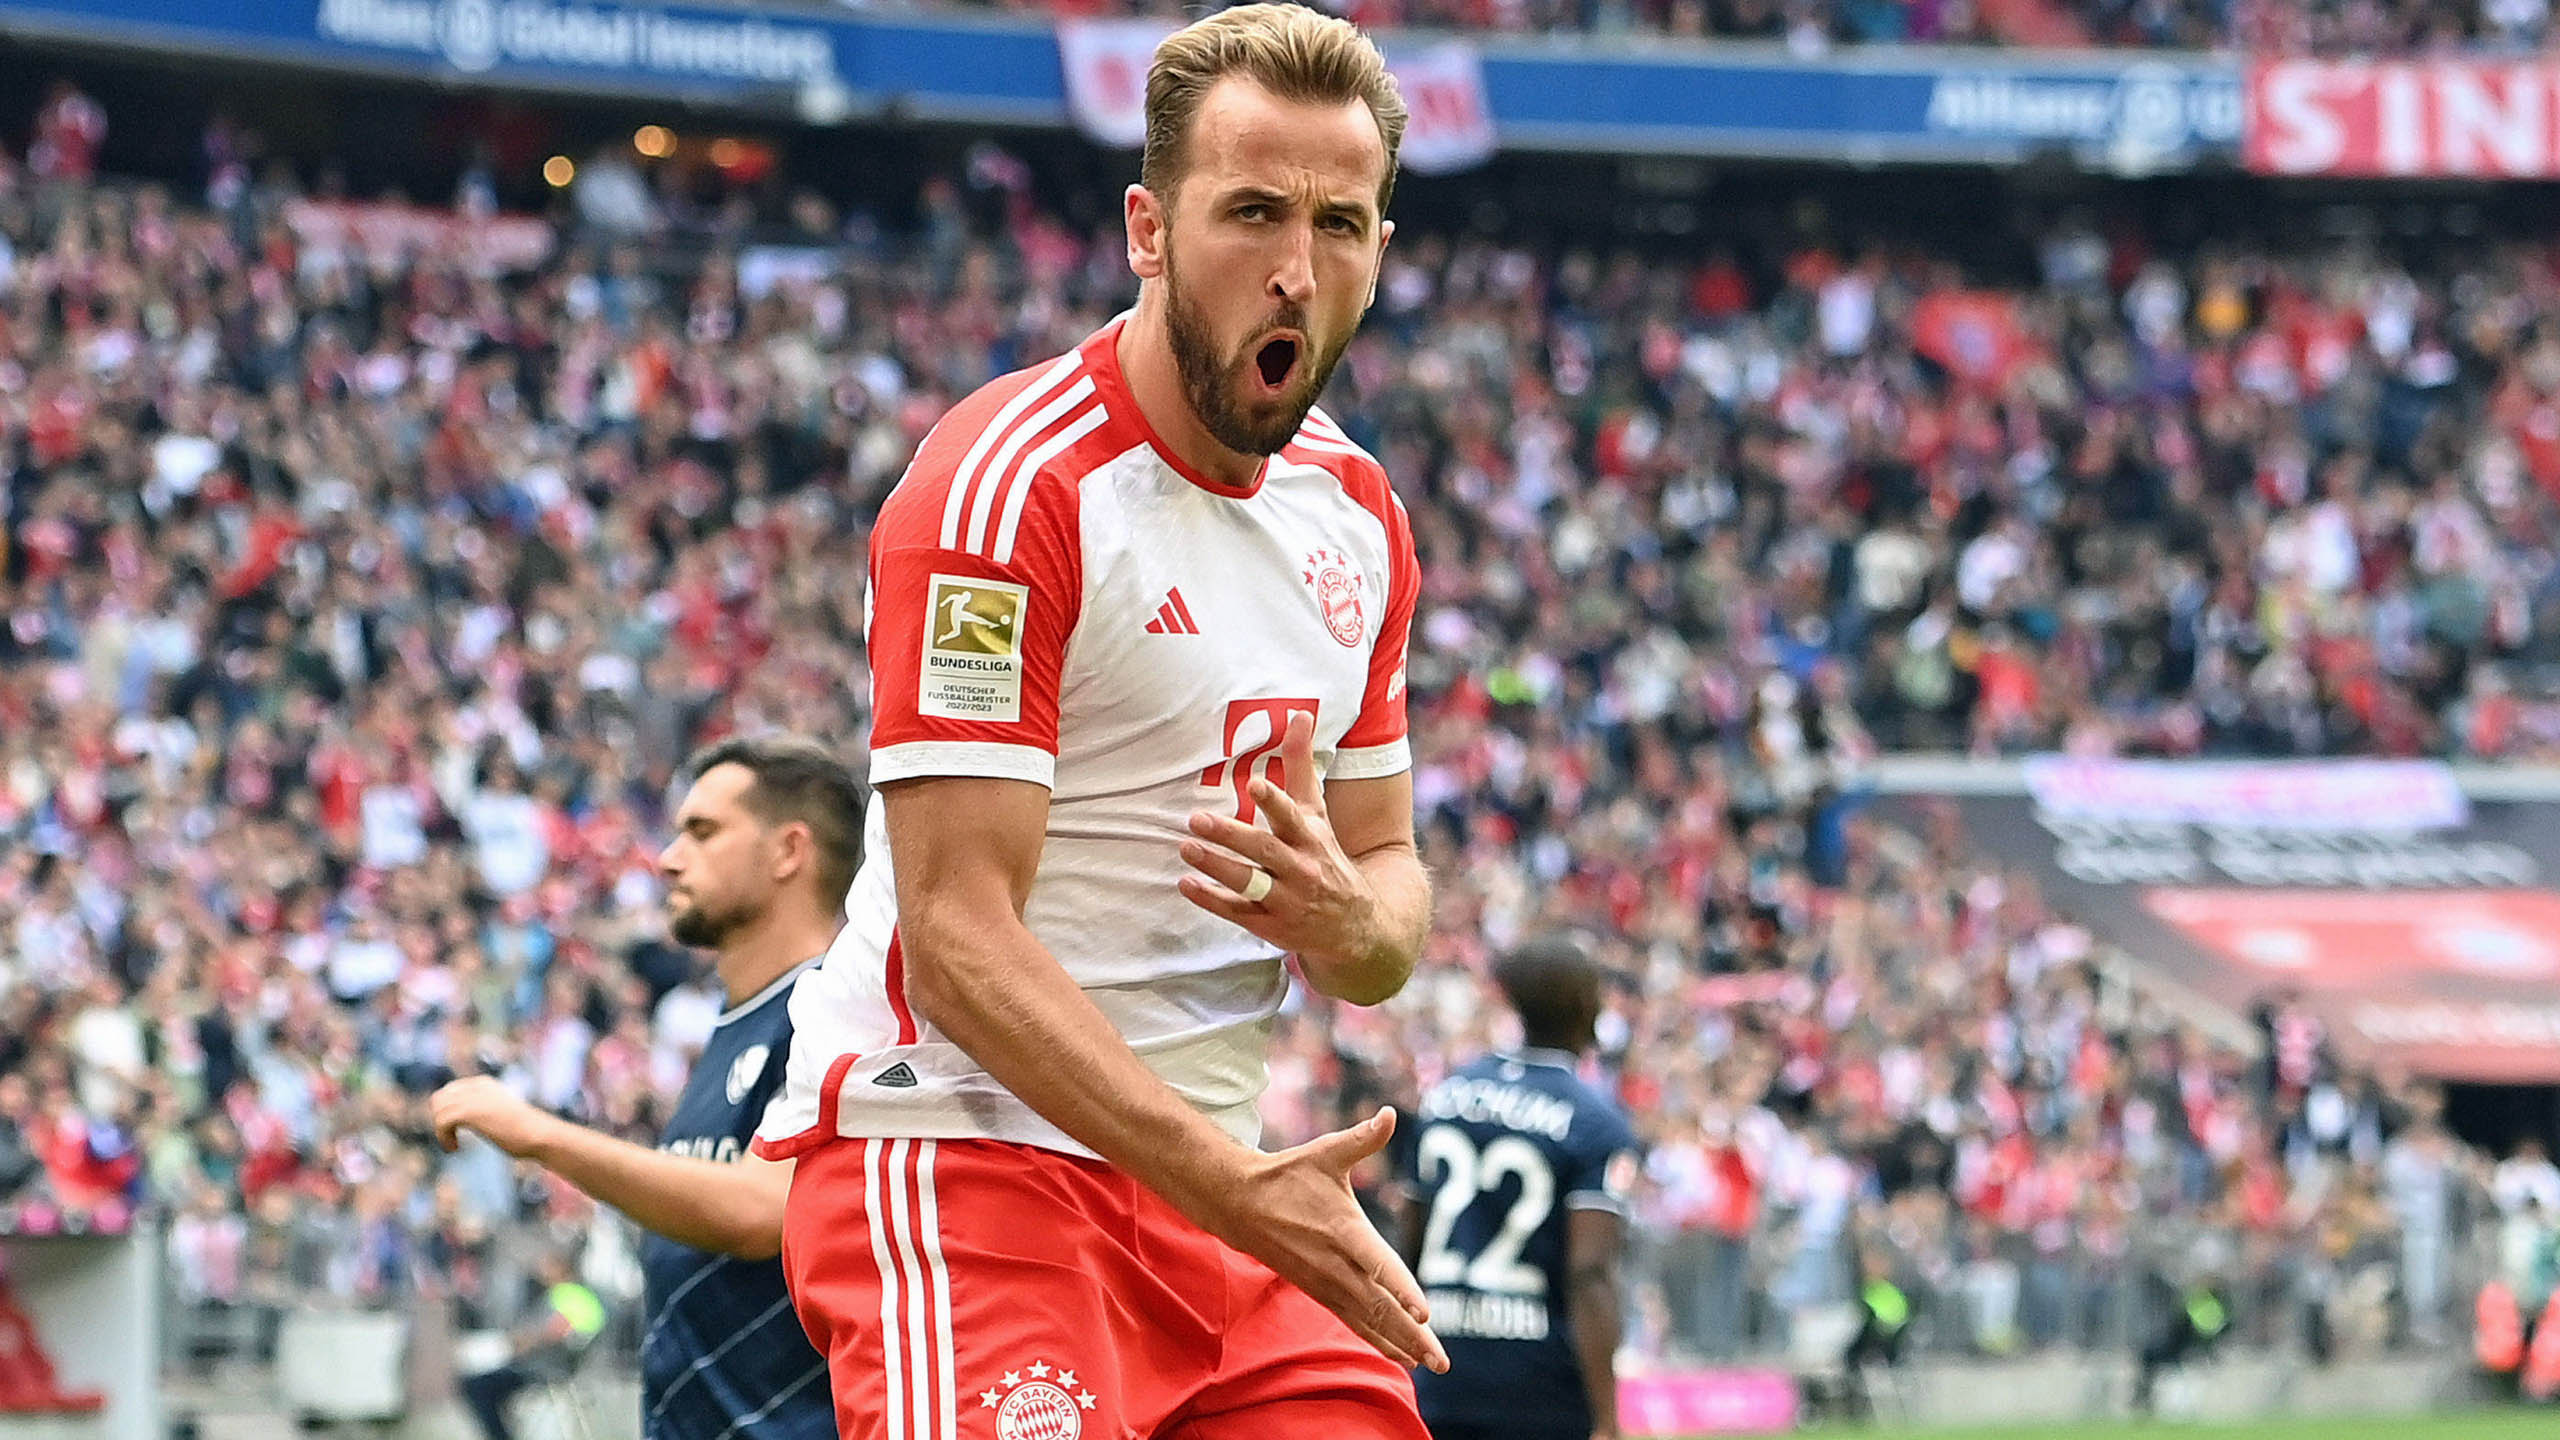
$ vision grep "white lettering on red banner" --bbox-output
[1058,21,1494,175]
[2247,58,2560,177]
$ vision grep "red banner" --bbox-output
[2146,889,2560,1082]
[1909,290,2037,391]
[1058,20,1494,175]
[2248,58,2560,177]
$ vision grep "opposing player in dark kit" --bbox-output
[434,736,860,1440]
[1399,937,1640,1440]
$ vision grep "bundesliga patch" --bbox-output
[920,574,1028,721]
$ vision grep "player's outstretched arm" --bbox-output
[1179,711,1429,1005]
[888,775,1448,1374]
[430,1076,793,1260]
[1566,1207,1627,1440]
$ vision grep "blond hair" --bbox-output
[1142,4,1407,214]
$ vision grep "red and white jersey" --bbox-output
[755,317,1416,1160]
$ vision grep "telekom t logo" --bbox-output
[1202,698,1318,823]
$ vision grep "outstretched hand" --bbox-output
[1189,1106,1448,1374]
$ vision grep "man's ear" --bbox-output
[1126,183,1168,283]
[1364,217,1395,312]
[772,822,812,884]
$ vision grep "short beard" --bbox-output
[1162,243,1352,459]
[668,895,755,949]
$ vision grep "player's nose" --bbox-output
[1267,224,1315,307]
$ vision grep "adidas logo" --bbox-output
[871,1062,919,1089]
[1143,588,1201,636]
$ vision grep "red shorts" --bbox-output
[782,1136,1428,1440]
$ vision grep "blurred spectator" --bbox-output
[458,1248,608,1440]
[27,80,104,187]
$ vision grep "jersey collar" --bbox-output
[1501,1046,1583,1072]
[1081,313,1270,501]
[716,957,820,1027]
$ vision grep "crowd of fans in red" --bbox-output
[1,83,2556,1372]
[990,0,2554,57]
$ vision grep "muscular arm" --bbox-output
[890,774,1248,1203]
[525,1126,794,1262]
[1566,1207,1627,1439]
[888,773,1444,1372]
[432,1078,791,1261]
[1314,770,1429,1006]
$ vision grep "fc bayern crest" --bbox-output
[1301,548,1366,648]
[980,1361,1094,1440]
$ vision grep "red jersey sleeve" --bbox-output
[866,363,1091,789]
[1334,460,1417,781]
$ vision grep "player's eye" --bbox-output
[1321,214,1363,237]
[1233,203,1271,223]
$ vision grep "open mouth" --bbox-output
[1253,334,1302,392]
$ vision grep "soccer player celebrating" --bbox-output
[753,5,1445,1437]
[432,737,861,1440]
[1397,938,1641,1440]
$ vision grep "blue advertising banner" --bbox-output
[0,0,2243,169]
[1478,46,2242,171]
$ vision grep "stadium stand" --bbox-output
[965,0,2544,56]
[0,74,2549,1415]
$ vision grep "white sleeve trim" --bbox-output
[1565,1191,1630,1214]
[869,740,1056,789]
[1329,738,1411,781]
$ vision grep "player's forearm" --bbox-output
[1302,842,1428,1006]
[1569,1264,1624,1436]
[902,900,1252,1219]
[522,1117,785,1260]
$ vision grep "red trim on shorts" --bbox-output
[748,1051,860,1161]
[885,929,920,1045]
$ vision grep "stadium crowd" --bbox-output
[988,0,2551,60]
[2,90,2557,1385]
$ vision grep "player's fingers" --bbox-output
[1178,874,1274,929]
[434,1118,462,1154]
[1309,1106,1397,1172]
[1186,811,1292,869]
[1177,840,1263,895]
[1247,778,1317,849]
[1341,1313,1419,1371]
[1358,1281,1445,1373]
[1280,710,1322,808]
[1326,1276,1422,1370]
[1362,1228,1431,1327]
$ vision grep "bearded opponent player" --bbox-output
[752,6,1445,1437]
[434,737,859,1440]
